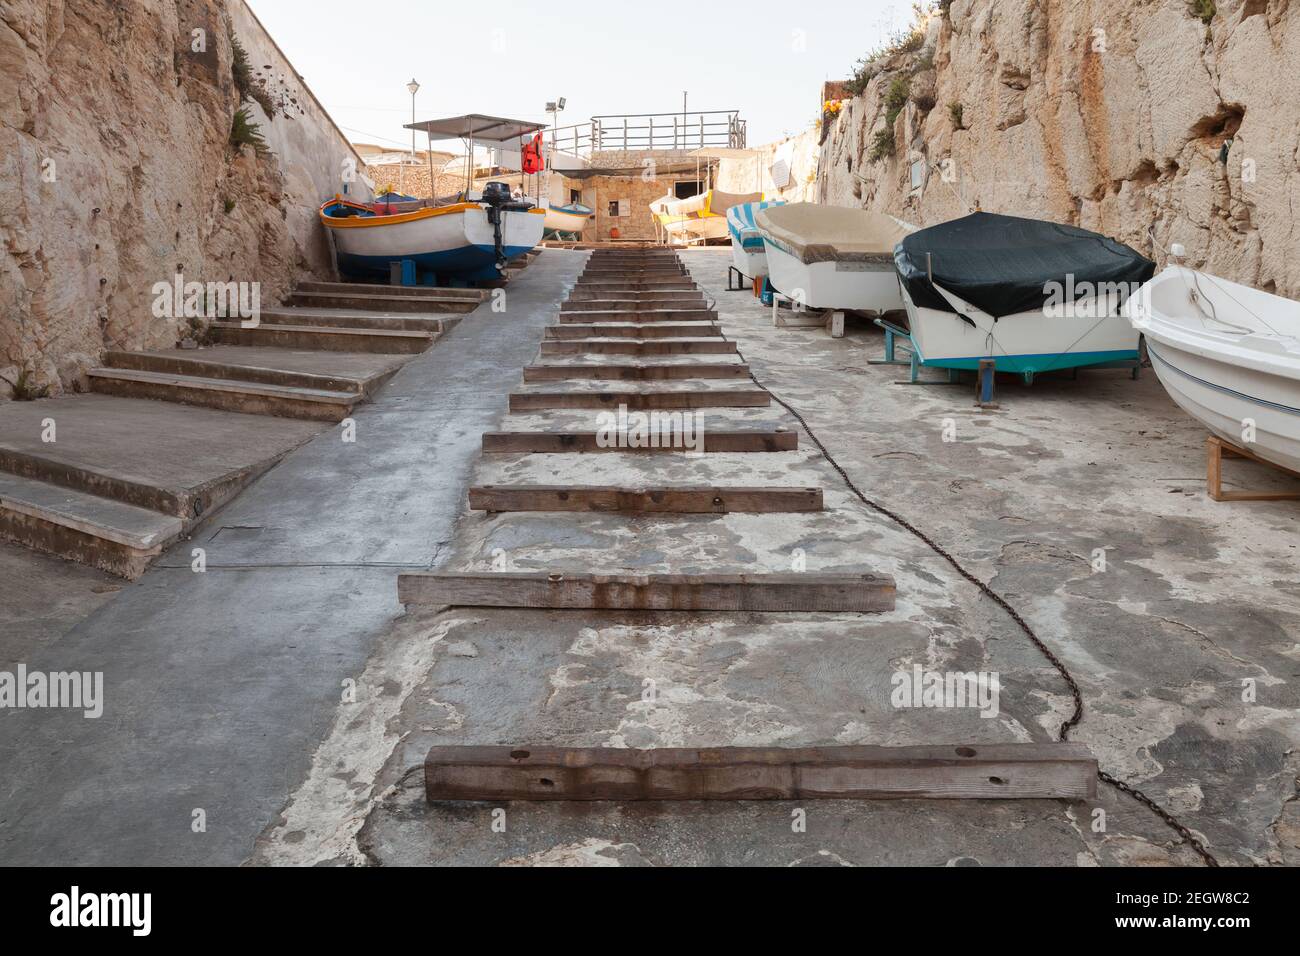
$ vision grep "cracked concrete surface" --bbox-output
[252,249,1299,867]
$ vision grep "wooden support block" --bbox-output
[522,363,749,382]
[481,429,798,453]
[539,339,739,356]
[828,311,846,338]
[424,743,1098,801]
[467,485,822,513]
[546,323,722,339]
[775,309,831,328]
[1206,435,1300,501]
[399,571,896,613]
[509,388,770,410]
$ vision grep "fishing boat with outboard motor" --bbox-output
[1126,254,1300,474]
[320,182,544,284]
[894,212,1155,380]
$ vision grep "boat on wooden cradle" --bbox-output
[652,189,763,244]
[1126,259,1300,474]
[543,201,594,237]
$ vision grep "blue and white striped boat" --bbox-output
[726,200,784,280]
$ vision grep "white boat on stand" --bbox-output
[726,200,784,280]
[1126,259,1300,476]
[755,203,910,312]
[652,190,762,244]
[894,212,1154,382]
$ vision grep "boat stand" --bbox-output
[869,317,962,386]
[1206,436,1300,502]
[726,265,748,292]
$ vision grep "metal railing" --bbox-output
[546,110,746,158]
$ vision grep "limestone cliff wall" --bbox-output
[0,0,372,398]
[818,0,1298,298]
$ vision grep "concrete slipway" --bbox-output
[2,250,1298,866]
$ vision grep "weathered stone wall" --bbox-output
[0,0,372,398]
[818,0,1299,298]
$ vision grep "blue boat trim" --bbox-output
[1147,343,1300,417]
[917,347,1139,374]
[337,244,533,282]
[727,200,785,245]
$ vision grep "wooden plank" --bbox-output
[468,485,822,513]
[398,571,897,613]
[424,743,1098,801]
[558,310,717,323]
[522,363,749,382]
[509,388,770,410]
[481,429,798,453]
[1206,436,1300,501]
[546,323,722,339]
[539,339,739,356]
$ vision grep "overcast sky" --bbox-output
[245,0,911,152]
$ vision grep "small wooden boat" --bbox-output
[726,200,785,280]
[652,190,762,244]
[755,203,910,311]
[543,201,593,236]
[320,184,545,283]
[895,212,1154,379]
[1127,264,1300,473]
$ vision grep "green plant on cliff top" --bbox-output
[845,4,934,95]
[949,101,964,129]
[1191,0,1216,24]
[230,106,268,153]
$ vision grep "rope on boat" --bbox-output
[707,291,1220,866]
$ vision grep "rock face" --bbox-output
[819,0,1299,298]
[0,0,370,398]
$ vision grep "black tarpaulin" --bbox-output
[893,212,1155,319]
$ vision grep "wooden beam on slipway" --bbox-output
[423,743,1098,801]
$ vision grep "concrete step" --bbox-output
[101,348,406,398]
[295,281,485,301]
[209,322,434,354]
[259,308,456,333]
[0,472,184,580]
[0,394,319,520]
[561,298,707,311]
[87,367,358,423]
[558,309,717,323]
[287,291,478,313]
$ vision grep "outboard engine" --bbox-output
[479,181,535,272]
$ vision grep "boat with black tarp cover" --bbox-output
[893,212,1155,378]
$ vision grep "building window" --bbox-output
[608,200,628,217]
[570,188,582,205]
[674,180,703,200]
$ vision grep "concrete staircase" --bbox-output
[2,279,490,577]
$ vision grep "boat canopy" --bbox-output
[755,203,910,264]
[405,114,548,144]
[895,212,1155,319]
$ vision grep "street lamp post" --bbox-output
[406,78,420,197]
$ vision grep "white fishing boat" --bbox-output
[320,185,545,284]
[726,200,784,280]
[652,189,762,244]
[894,212,1154,380]
[1126,262,1300,473]
[543,201,593,236]
[755,203,909,311]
